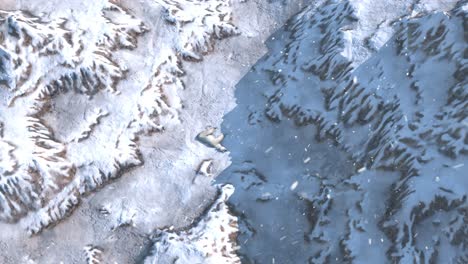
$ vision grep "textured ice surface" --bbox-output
[218,0,467,263]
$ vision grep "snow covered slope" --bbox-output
[0,0,243,235]
[144,185,240,264]
[0,1,147,234]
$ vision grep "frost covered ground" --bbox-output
[0,0,466,263]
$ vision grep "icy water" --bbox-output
[217,66,355,263]
[217,1,468,263]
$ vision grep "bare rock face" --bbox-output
[218,0,467,263]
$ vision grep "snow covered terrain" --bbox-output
[0,0,466,263]
[0,0,307,262]
[0,1,147,235]
[144,184,240,264]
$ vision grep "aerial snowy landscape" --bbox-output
[0,0,466,263]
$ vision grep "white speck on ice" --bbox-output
[290,181,299,191]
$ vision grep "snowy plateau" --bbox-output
[0,0,466,263]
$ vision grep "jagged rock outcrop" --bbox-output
[83,245,104,264]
